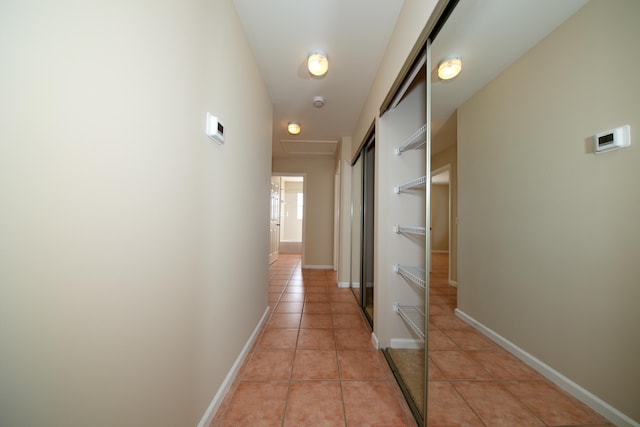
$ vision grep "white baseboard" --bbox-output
[197,306,270,427]
[454,308,639,427]
[449,280,458,287]
[338,281,350,288]
[302,264,334,269]
[389,338,425,349]
[371,332,379,350]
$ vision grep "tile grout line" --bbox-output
[447,378,488,427]
[333,308,349,427]
[280,265,303,427]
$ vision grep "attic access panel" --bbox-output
[280,140,338,156]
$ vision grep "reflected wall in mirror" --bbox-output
[349,154,363,305]
[362,140,375,324]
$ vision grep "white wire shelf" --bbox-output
[394,124,427,155]
[393,265,426,289]
[394,304,425,340]
[393,225,426,235]
[394,176,427,194]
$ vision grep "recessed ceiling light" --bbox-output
[437,56,462,80]
[308,50,329,77]
[287,121,301,135]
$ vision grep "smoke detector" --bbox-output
[313,96,325,108]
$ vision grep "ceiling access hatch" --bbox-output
[280,140,338,156]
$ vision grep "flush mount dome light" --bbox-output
[308,50,329,77]
[437,56,462,80]
[287,121,301,135]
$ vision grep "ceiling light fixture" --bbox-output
[437,56,462,80]
[287,121,301,135]
[308,50,329,77]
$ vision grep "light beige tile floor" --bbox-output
[212,253,613,426]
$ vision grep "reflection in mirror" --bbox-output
[350,154,363,304]
[362,140,375,324]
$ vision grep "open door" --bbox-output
[278,176,304,254]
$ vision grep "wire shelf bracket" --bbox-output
[393,225,426,235]
[393,264,426,289]
[394,124,427,155]
[393,303,426,340]
[394,176,427,194]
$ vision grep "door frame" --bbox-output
[272,173,307,265]
[360,132,376,327]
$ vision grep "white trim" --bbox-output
[389,53,427,110]
[389,338,425,349]
[338,281,350,288]
[371,332,379,349]
[197,307,270,427]
[302,264,334,269]
[334,170,340,276]
[449,280,458,287]
[454,308,639,427]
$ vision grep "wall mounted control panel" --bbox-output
[594,125,630,154]
[206,112,225,144]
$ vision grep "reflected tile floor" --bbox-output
[212,254,614,426]
[212,254,417,427]
[427,253,614,427]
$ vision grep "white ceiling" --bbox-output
[233,0,404,158]
[233,0,588,159]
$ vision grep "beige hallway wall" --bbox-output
[431,184,449,251]
[0,1,273,426]
[337,137,353,285]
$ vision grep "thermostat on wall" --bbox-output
[594,125,630,154]
[206,112,225,144]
